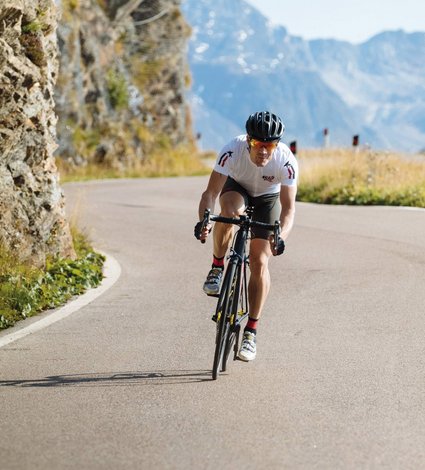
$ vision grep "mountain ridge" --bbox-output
[182,0,425,153]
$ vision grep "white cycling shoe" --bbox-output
[238,331,257,361]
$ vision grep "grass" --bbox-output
[57,144,211,182]
[0,229,105,331]
[296,148,425,208]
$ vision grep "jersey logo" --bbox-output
[262,175,275,182]
[284,161,296,179]
[218,151,233,167]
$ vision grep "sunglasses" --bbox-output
[249,138,280,150]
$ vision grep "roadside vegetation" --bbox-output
[57,136,210,182]
[58,143,425,208]
[297,148,425,208]
[0,229,105,330]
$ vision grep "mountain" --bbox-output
[182,0,425,153]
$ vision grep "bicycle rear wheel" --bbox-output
[212,262,237,380]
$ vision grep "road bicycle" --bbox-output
[200,207,280,380]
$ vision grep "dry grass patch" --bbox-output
[297,148,425,207]
[57,143,210,182]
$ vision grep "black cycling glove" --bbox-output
[194,221,211,240]
[194,221,203,239]
[275,238,285,256]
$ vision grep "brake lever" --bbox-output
[274,221,280,253]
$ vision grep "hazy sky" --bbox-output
[245,0,425,43]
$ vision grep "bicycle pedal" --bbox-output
[211,315,217,323]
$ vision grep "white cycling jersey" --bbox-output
[213,135,298,197]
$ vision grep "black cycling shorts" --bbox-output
[220,177,280,240]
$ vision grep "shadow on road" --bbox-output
[0,370,213,387]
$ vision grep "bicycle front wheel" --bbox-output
[221,263,243,371]
[212,262,237,380]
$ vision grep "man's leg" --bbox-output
[247,239,272,320]
[213,191,246,257]
[238,239,272,361]
[203,191,245,295]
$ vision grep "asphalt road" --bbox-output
[1,176,425,469]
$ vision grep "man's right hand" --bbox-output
[269,234,285,256]
[194,221,212,242]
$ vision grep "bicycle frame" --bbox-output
[226,216,250,328]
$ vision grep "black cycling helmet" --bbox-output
[245,111,285,142]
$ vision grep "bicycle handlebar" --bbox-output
[201,208,281,247]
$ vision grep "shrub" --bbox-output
[0,232,105,330]
[106,69,129,110]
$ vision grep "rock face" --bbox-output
[0,0,75,266]
[0,0,193,266]
[56,0,193,167]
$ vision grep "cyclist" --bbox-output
[194,111,298,362]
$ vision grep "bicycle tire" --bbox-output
[222,328,237,370]
[221,264,243,371]
[212,262,237,380]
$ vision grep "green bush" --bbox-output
[298,183,425,207]
[106,69,129,110]
[0,234,105,330]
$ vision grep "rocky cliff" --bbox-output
[0,0,75,266]
[0,0,193,265]
[56,0,193,167]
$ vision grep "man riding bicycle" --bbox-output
[195,111,298,362]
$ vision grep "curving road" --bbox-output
[1,176,425,469]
